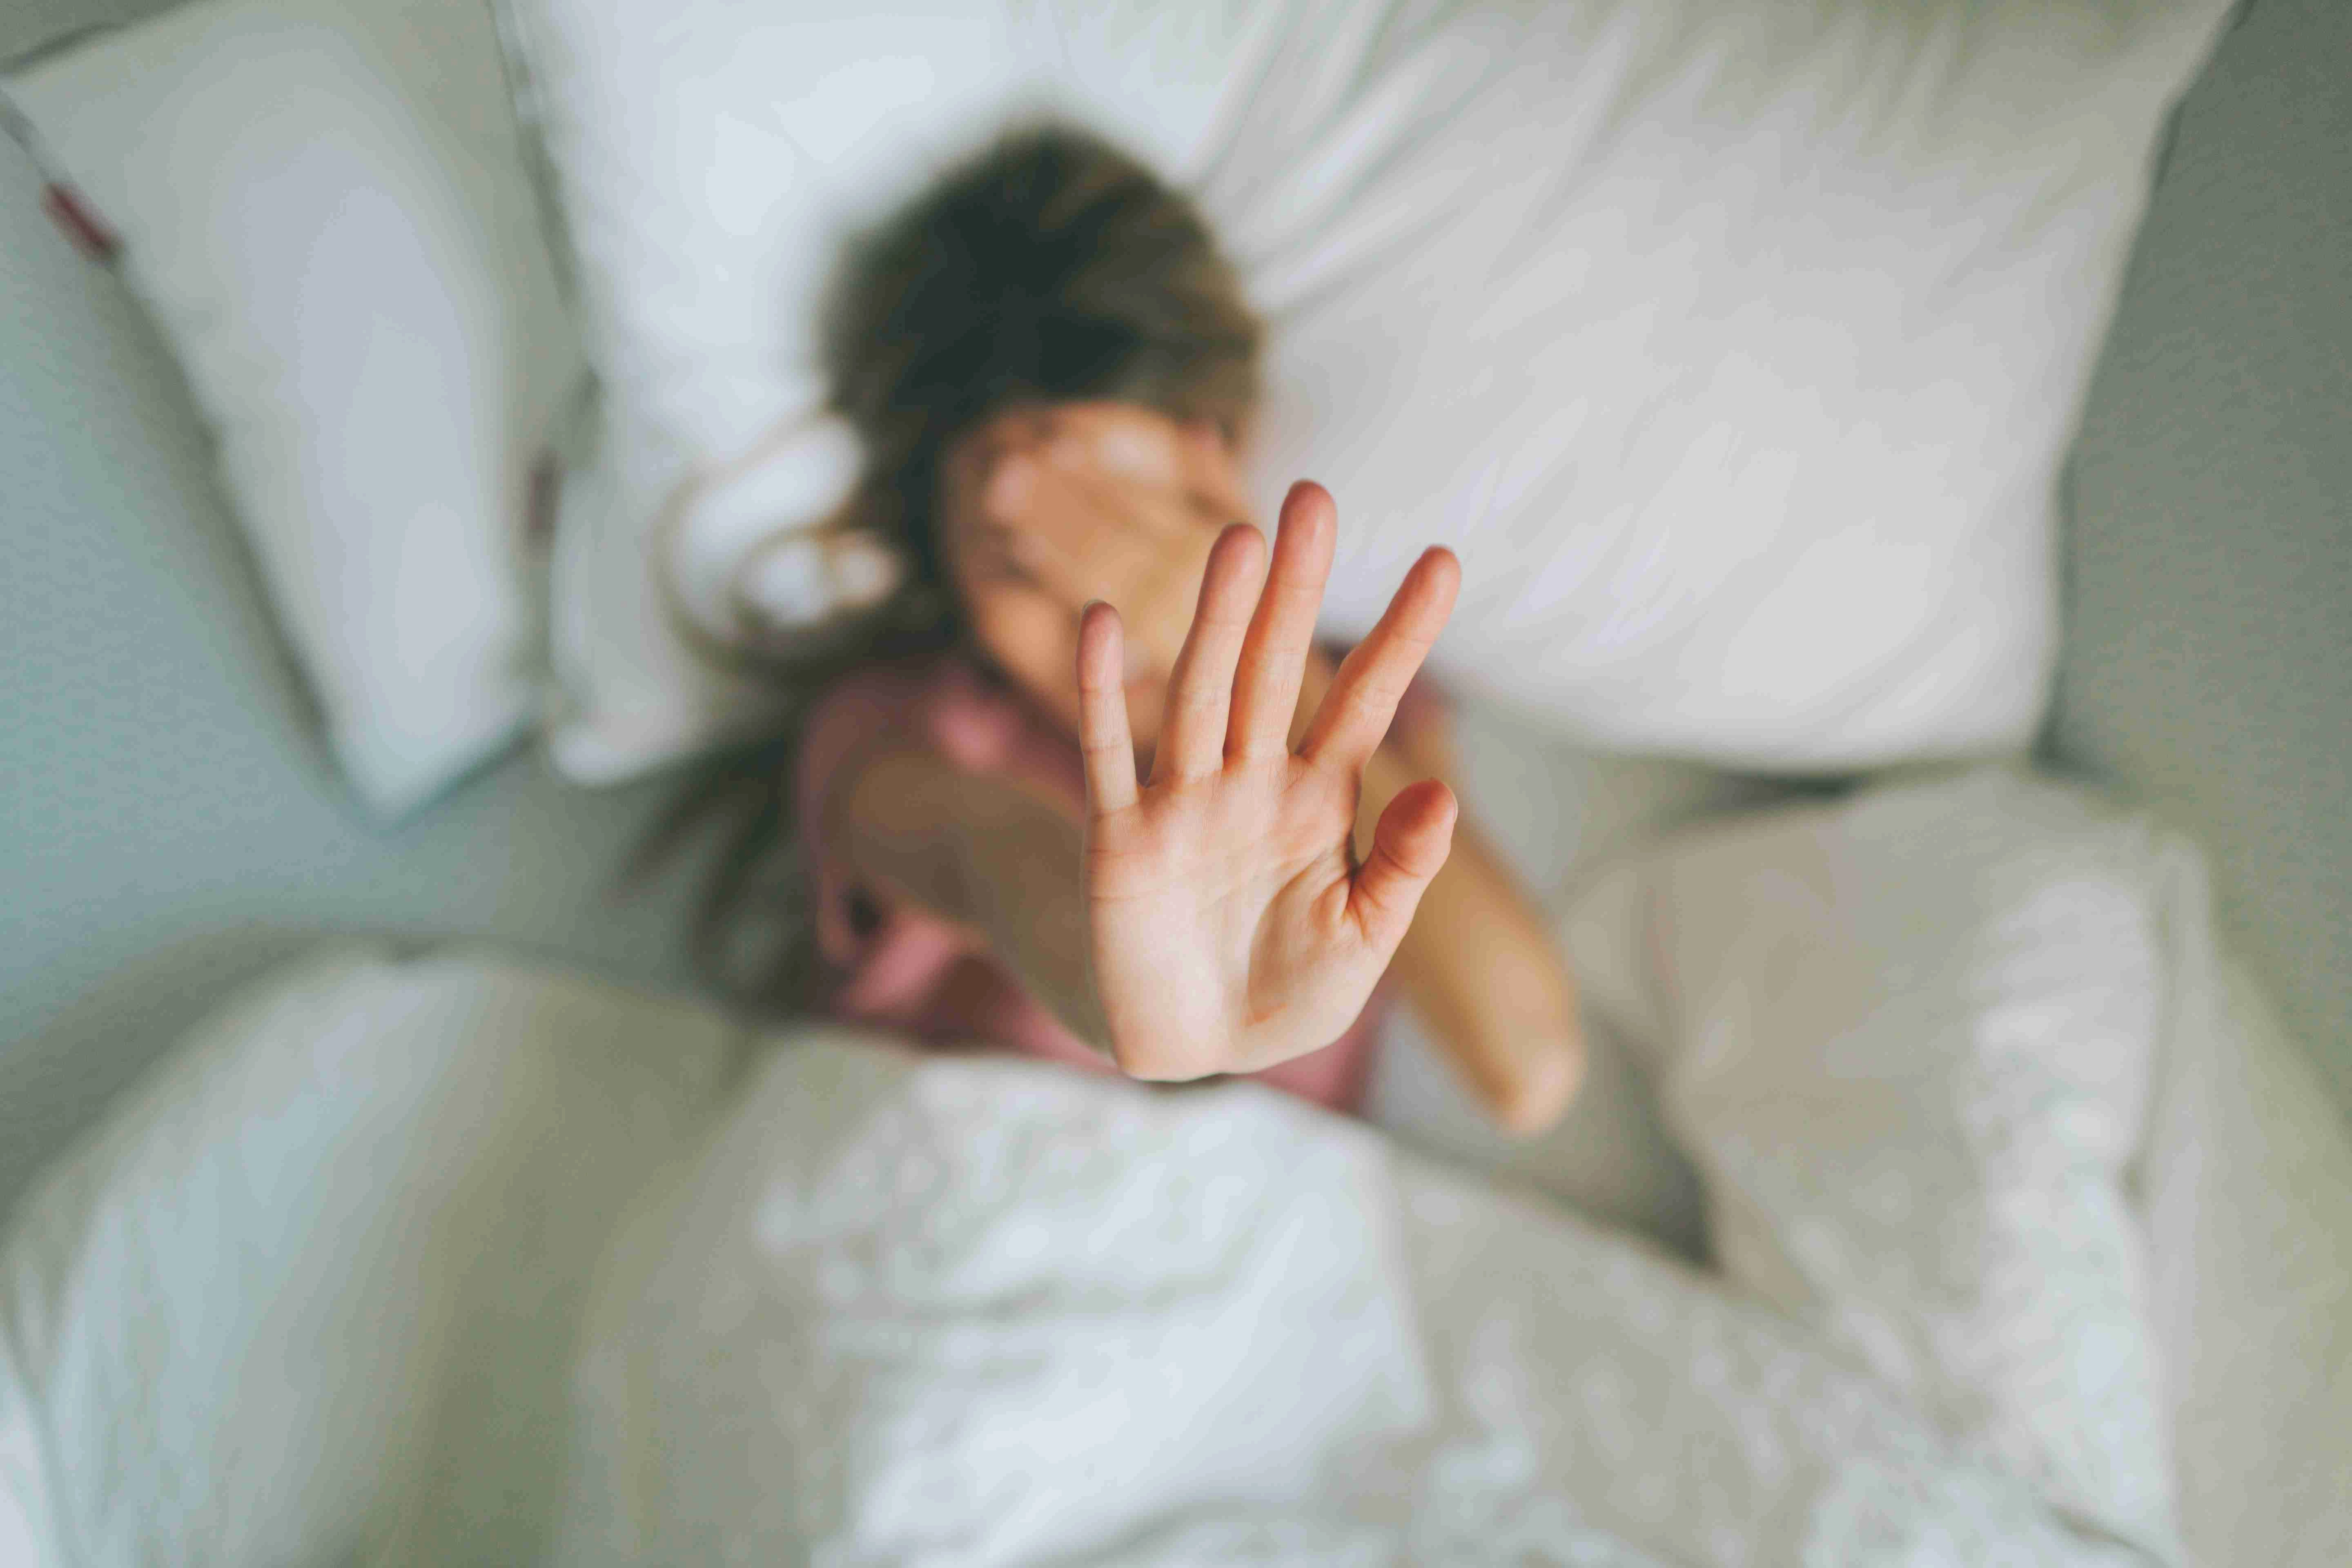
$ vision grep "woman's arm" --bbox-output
[828,487,1464,1091]
[1294,649,1585,1133]
[827,672,1586,1127]
[822,727,1114,1052]
[1359,742,1585,1131]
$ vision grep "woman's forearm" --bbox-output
[952,777,1113,1052]
[1359,744,1586,1132]
[831,740,1113,1052]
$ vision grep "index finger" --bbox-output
[1226,481,1336,764]
[1075,599,1140,815]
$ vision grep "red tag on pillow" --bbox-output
[42,182,119,261]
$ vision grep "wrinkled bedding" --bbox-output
[551,770,2181,1566]
[555,1036,2150,1566]
[4,768,2348,1566]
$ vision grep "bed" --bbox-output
[2,0,2347,1561]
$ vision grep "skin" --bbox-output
[933,401,1248,764]
[829,402,1584,1129]
[1074,484,1464,1079]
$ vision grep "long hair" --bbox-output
[637,119,1263,1011]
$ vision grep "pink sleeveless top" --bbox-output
[795,649,1440,1115]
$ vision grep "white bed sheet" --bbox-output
[0,949,749,1566]
[554,1035,2151,1565]
[1363,700,1780,1260]
[2140,954,2352,1566]
[1368,706,2352,1568]
[2,709,2345,1566]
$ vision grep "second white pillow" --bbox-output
[7,0,582,815]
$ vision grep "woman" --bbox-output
[666,121,1582,1131]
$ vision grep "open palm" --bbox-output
[1077,481,1461,1081]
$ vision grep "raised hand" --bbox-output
[1076,480,1461,1080]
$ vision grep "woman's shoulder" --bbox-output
[805,647,964,725]
[797,647,1067,810]
[794,650,962,825]
[805,648,1027,757]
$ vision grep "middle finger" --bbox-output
[1226,481,1336,764]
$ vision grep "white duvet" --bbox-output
[556,1037,2147,1566]
[6,768,2349,1565]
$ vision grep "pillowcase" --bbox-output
[503,0,1065,780]
[0,947,740,1568]
[5,0,583,816]
[501,0,2233,783]
[1561,766,2179,1559]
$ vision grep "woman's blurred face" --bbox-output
[935,401,1252,750]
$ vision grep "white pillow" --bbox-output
[1562,766,2180,1559]
[502,0,2233,782]
[5,0,583,816]
[505,0,1063,780]
[0,947,739,1568]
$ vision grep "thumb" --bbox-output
[1349,778,1457,949]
